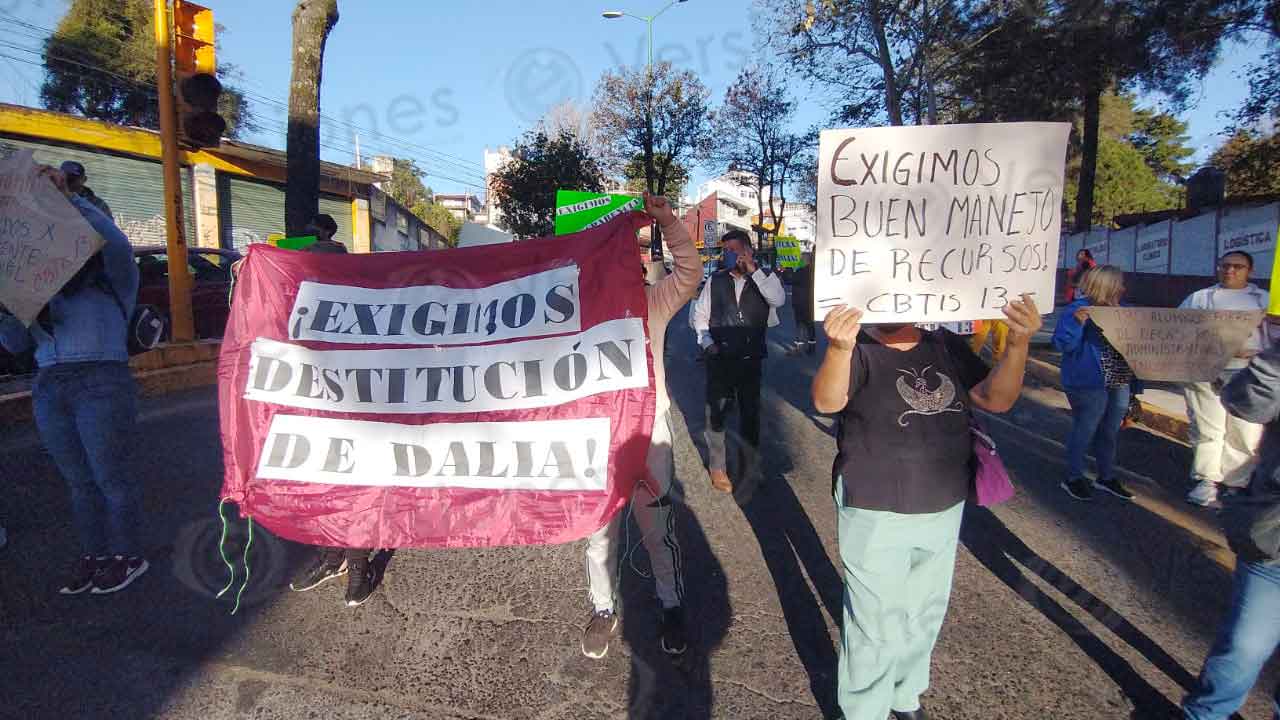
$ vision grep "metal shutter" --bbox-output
[218,175,285,251]
[319,194,353,250]
[0,136,195,247]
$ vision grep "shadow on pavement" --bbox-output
[619,474,730,719]
[960,506,1244,720]
[738,477,845,719]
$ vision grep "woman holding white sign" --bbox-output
[811,294,1041,720]
[1053,266,1142,503]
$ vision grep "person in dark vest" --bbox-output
[787,251,816,356]
[690,229,786,493]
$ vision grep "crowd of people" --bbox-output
[1,164,1277,720]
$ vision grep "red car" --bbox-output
[0,246,241,376]
[133,246,242,341]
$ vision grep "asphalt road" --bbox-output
[1,304,1276,720]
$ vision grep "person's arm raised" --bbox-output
[969,295,1042,413]
[644,193,701,315]
[812,306,862,414]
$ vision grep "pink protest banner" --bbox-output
[218,214,655,548]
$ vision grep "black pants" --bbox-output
[705,355,763,471]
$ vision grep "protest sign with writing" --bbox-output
[554,190,642,235]
[776,236,804,268]
[1089,307,1265,382]
[0,150,104,326]
[274,235,316,250]
[815,122,1070,323]
[218,214,655,549]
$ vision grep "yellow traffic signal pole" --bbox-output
[154,0,195,342]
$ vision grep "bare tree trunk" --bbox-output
[286,0,339,237]
[1074,85,1102,232]
[869,2,903,126]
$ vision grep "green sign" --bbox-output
[554,190,642,235]
[275,235,318,250]
[776,236,804,268]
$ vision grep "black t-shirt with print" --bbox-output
[833,330,991,514]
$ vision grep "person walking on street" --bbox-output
[1065,248,1096,303]
[581,194,701,660]
[0,165,145,594]
[1181,340,1280,720]
[59,161,112,220]
[691,229,786,493]
[1180,251,1268,507]
[1053,265,1143,502]
[812,295,1042,720]
[286,213,379,607]
[787,252,816,357]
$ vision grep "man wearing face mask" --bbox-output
[690,229,786,493]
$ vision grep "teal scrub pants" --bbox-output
[834,480,965,719]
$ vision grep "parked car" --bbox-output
[0,246,241,376]
[133,246,242,341]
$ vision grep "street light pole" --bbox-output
[602,0,688,264]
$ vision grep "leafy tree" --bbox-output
[1130,106,1195,181]
[1209,130,1280,196]
[592,61,712,198]
[944,0,1251,230]
[760,0,981,126]
[623,153,687,200]
[1232,0,1280,129]
[381,158,462,244]
[490,130,606,239]
[1064,135,1181,226]
[41,0,252,135]
[708,65,814,247]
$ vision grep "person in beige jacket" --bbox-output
[581,193,702,660]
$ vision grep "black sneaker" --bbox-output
[59,555,104,595]
[659,607,688,656]
[581,609,618,659]
[290,550,347,592]
[90,555,150,594]
[344,557,375,608]
[1060,477,1094,501]
[1094,477,1135,501]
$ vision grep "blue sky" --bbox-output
[0,0,1269,196]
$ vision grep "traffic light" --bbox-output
[173,1,225,148]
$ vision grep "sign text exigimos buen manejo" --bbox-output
[815,122,1070,323]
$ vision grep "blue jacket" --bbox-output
[0,196,138,366]
[1051,296,1143,393]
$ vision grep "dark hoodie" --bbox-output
[1221,343,1280,564]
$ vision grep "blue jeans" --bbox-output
[1064,385,1130,481]
[1184,561,1280,719]
[33,362,140,556]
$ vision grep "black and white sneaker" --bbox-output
[290,550,347,592]
[90,555,149,594]
[581,609,618,659]
[59,555,104,595]
[344,557,375,608]
[1060,477,1094,502]
[1093,477,1135,501]
[659,607,688,656]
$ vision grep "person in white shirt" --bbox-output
[1179,250,1269,506]
[690,229,786,494]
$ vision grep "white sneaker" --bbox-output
[1186,480,1219,507]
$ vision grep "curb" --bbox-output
[0,341,220,428]
[1026,356,1191,442]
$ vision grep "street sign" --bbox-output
[703,219,717,248]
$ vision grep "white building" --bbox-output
[435,193,483,223]
[782,202,816,249]
[482,146,513,231]
[696,171,772,213]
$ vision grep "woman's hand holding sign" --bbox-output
[812,306,863,414]
[1003,294,1043,347]
[824,306,863,352]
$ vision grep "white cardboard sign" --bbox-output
[815,122,1070,323]
[0,150,104,326]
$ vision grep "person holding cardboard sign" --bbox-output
[811,292,1040,720]
[691,229,786,494]
[0,165,147,596]
[1053,266,1143,503]
[1179,250,1269,507]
